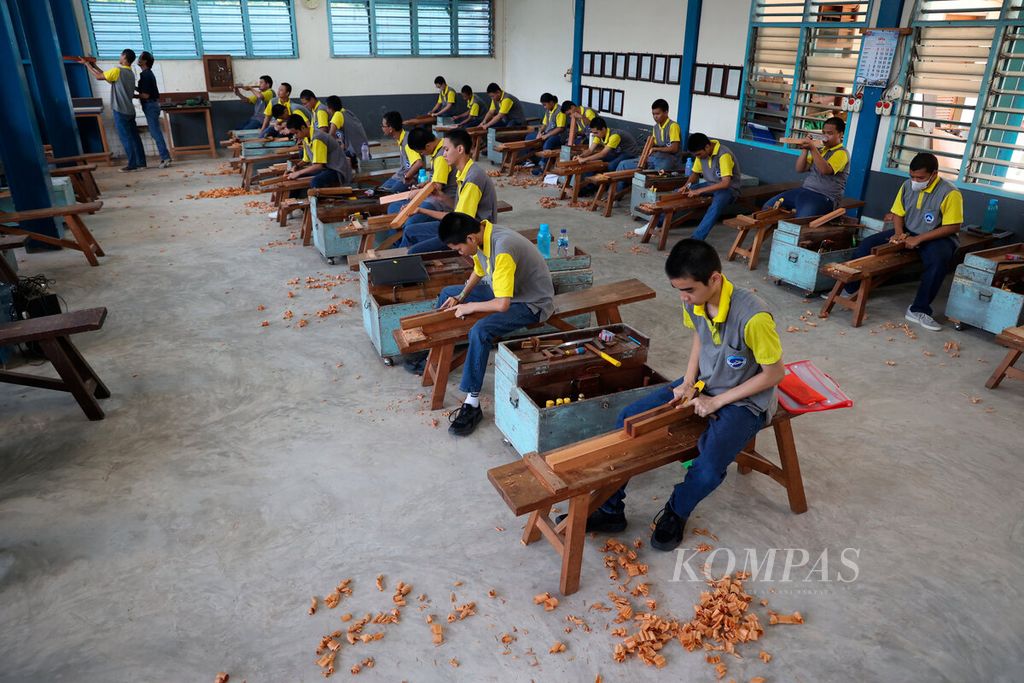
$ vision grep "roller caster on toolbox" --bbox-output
[953,321,965,331]
[327,257,337,265]
[383,357,394,366]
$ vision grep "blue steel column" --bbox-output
[571,0,585,104]
[0,1,58,241]
[676,0,703,138]
[846,0,907,203]
[18,0,82,158]
[50,0,92,97]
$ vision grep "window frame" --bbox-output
[327,0,495,58]
[736,0,875,154]
[881,0,1024,199]
[81,0,298,60]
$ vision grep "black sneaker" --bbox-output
[119,165,138,173]
[448,403,483,436]
[402,350,429,375]
[650,503,687,552]
[555,508,627,533]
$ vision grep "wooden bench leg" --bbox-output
[747,225,775,270]
[558,174,572,201]
[424,343,454,410]
[658,209,676,251]
[62,215,100,266]
[819,280,844,318]
[986,348,1022,389]
[588,183,606,212]
[522,506,550,545]
[851,279,872,327]
[604,186,623,218]
[640,213,657,244]
[571,174,583,204]
[559,493,590,596]
[56,335,111,399]
[301,208,312,247]
[37,337,105,420]
[773,419,807,514]
[594,305,623,326]
[737,436,756,474]
[727,226,751,262]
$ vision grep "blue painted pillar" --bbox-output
[0,2,58,241]
[18,0,82,158]
[677,0,703,138]
[50,0,93,98]
[846,0,907,203]
[571,0,585,104]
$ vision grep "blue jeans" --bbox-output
[310,168,341,189]
[260,125,283,138]
[388,197,445,227]
[599,377,766,517]
[845,228,957,316]
[763,187,834,218]
[141,101,169,161]
[401,220,441,250]
[435,284,541,394]
[380,175,409,193]
[458,116,483,129]
[113,111,146,169]
[240,115,263,130]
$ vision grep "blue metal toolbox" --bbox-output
[360,245,595,361]
[309,195,388,264]
[768,216,884,294]
[494,324,669,456]
[946,243,1024,334]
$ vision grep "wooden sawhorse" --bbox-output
[986,326,1024,389]
[0,201,105,267]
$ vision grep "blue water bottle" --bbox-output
[536,223,551,258]
[982,199,999,234]
[417,168,429,185]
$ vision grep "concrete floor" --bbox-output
[1,155,1022,683]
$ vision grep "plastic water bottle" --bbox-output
[685,157,693,176]
[557,228,570,258]
[361,142,370,160]
[982,199,999,233]
[536,223,551,258]
[418,168,429,185]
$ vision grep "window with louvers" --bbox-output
[887,0,1024,193]
[328,0,493,57]
[739,0,871,145]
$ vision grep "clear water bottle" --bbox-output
[982,199,999,233]
[361,142,370,160]
[418,168,429,185]
[685,156,693,176]
[536,223,551,258]
[557,228,570,258]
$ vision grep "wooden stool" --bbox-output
[0,308,110,420]
[0,201,105,267]
[736,413,808,513]
[986,326,1024,389]
[589,170,636,217]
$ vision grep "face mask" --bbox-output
[910,176,932,192]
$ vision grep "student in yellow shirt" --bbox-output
[762,117,850,217]
[326,96,369,169]
[233,75,273,130]
[428,76,457,117]
[521,93,567,175]
[572,116,642,196]
[282,113,353,189]
[481,83,526,129]
[81,49,145,172]
[259,81,292,137]
[839,153,962,332]
[452,85,485,128]
[560,100,597,144]
[379,111,424,193]
[299,89,330,132]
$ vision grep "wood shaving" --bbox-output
[185,187,261,199]
[449,658,459,668]
[214,674,229,683]
[549,642,567,654]
[693,528,719,541]
[256,304,265,311]
[538,197,560,209]
[533,592,559,611]
[759,650,772,663]
[944,341,961,358]
[393,581,412,606]
[297,319,309,328]
[309,596,318,615]
[376,574,384,591]
[431,622,445,645]
[695,542,714,552]
[885,360,897,367]
[768,610,804,625]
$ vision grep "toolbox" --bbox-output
[309,194,388,264]
[946,243,1024,334]
[360,246,594,361]
[494,324,669,456]
[768,215,884,294]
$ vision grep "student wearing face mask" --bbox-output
[762,116,850,217]
[838,153,963,332]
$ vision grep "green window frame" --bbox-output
[82,0,298,59]
[327,0,493,57]
[737,0,873,149]
[886,0,1024,195]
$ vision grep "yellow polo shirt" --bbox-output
[691,140,736,177]
[890,175,964,224]
[264,98,292,117]
[455,159,483,217]
[429,144,451,184]
[488,92,515,115]
[329,110,345,130]
[471,220,516,297]
[807,143,849,174]
[398,129,422,165]
[543,108,567,129]
[437,86,456,106]
[247,88,273,106]
[467,98,481,117]
[682,276,781,363]
[591,129,622,150]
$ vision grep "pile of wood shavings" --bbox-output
[185,187,261,199]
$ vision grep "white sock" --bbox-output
[464,393,480,408]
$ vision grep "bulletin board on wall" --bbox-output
[692,64,743,100]
[581,51,682,85]
[580,85,625,116]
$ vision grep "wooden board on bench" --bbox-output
[0,201,106,266]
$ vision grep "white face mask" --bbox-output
[910,175,933,192]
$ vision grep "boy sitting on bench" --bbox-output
[573,117,642,197]
[284,113,353,189]
[522,93,567,175]
[453,85,485,128]
[379,111,425,194]
[387,128,457,229]
[633,132,742,240]
[763,116,849,217]
[839,152,963,332]
[481,83,527,129]
[561,100,597,144]
[431,212,555,437]
[562,239,785,551]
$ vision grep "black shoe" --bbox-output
[650,503,687,552]
[402,351,429,375]
[555,508,627,533]
[448,403,483,436]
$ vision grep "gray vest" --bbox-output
[801,145,849,207]
[476,226,555,320]
[458,160,498,222]
[307,130,352,183]
[340,109,369,155]
[608,128,642,159]
[496,91,526,126]
[699,141,742,194]
[110,67,135,115]
[650,120,682,167]
[252,90,270,117]
[291,103,312,120]
[900,177,959,239]
[684,287,777,417]
[467,94,484,119]
[541,107,562,136]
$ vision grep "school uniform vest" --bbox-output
[458,160,498,222]
[650,120,682,167]
[499,92,526,126]
[541,108,562,136]
[610,128,642,159]
[467,94,484,119]
[306,130,353,183]
[701,141,742,194]
[252,89,271,117]
[900,177,959,240]
[476,226,555,320]
[291,103,313,121]
[430,146,458,202]
[802,144,849,207]
[684,287,777,417]
[268,96,290,118]
[341,109,369,155]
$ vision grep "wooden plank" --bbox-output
[636,134,656,169]
[808,207,847,228]
[390,183,435,228]
[0,308,106,346]
[870,241,906,257]
[523,452,569,495]
[0,201,103,222]
[378,188,417,205]
[623,401,696,438]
